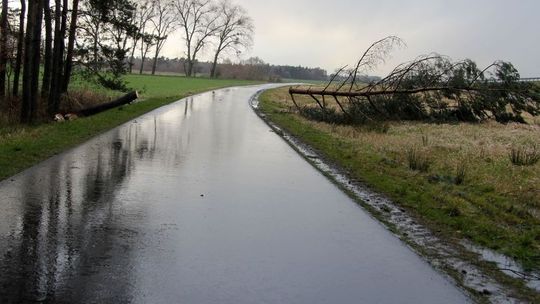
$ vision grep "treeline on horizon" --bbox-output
[130,56,329,82]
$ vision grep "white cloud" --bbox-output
[162,0,540,77]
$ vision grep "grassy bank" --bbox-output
[0,75,260,181]
[259,87,540,271]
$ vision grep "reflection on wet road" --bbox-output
[0,85,470,303]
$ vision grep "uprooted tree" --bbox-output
[289,36,540,124]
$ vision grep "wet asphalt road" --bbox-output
[0,85,470,303]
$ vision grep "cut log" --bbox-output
[78,91,139,117]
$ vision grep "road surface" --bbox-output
[0,85,470,303]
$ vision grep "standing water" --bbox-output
[0,85,470,303]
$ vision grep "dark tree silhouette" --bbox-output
[41,0,53,98]
[62,0,80,93]
[0,0,8,100]
[21,0,44,123]
[12,0,26,97]
[48,0,69,115]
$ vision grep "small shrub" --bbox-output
[363,121,390,133]
[455,161,466,185]
[407,147,430,172]
[300,107,348,124]
[0,95,22,125]
[509,144,540,166]
[445,205,462,217]
[427,174,454,184]
[422,135,429,147]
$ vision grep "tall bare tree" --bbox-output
[149,0,175,75]
[174,0,219,77]
[0,0,9,100]
[210,0,252,78]
[128,0,154,73]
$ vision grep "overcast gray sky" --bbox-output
[161,0,539,77]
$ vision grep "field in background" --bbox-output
[281,79,329,85]
[66,73,261,99]
[125,74,261,98]
[260,86,540,271]
[0,74,261,181]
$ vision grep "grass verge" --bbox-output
[0,76,260,181]
[259,87,540,272]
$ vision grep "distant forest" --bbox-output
[130,57,329,81]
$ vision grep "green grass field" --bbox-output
[66,73,261,99]
[126,74,260,99]
[0,74,261,181]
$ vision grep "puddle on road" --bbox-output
[462,242,540,292]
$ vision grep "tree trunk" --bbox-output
[42,0,53,98]
[186,58,193,77]
[78,91,138,116]
[139,40,150,75]
[151,52,158,75]
[0,0,9,100]
[151,44,163,75]
[210,51,219,78]
[93,22,99,69]
[48,0,68,115]
[48,0,61,115]
[21,0,44,123]
[185,43,192,76]
[139,57,145,74]
[62,0,79,93]
[21,0,35,122]
[30,0,44,118]
[12,0,25,97]
[128,40,137,74]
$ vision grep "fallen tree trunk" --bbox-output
[78,91,139,117]
[289,86,512,98]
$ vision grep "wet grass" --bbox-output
[0,75,261,181]
[259,86,540,271]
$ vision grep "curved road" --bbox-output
[0,85,469,303]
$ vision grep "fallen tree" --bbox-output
[289,37,540,124]
[77,90,139,116]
